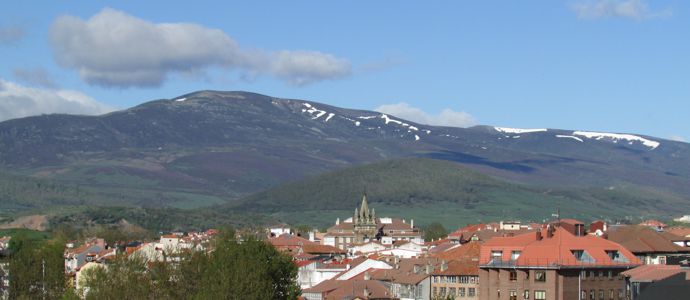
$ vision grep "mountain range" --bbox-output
[0,91,687,229]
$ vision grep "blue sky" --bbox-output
[0,1,688,141]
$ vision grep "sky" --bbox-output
[0,1,688,141]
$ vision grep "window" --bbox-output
[599,289,604,300]
[581,290,587,300]
[510,270,518,281]
[535,271,546,282]
[608,270,613,279]
[524,290,530,299]
[491,250,503,262]
[617,289,623,299]
[534,290,546,300]
[590,289,595,300]
[440,287,447,296]
[581,270,587,280]
[524,270,530,280]
[609,289,614,300]
[511,250,522,261]
[510,290,517,300]
[606,250,629,263]
[659,256,667,265]
[450,288,456,296]
[590,270,595,278]
[572,250,595,263]
[433,287,437,296]
[469,288,476,297]
[459,287,466,297]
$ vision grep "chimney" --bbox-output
[441,260,448,272]
[413,265,420,274]
[309,231,315,242]
[411,219,414,228]
[426,264,433,275]
[536,229,543,241]
[336,218,340,225]
[547,224,554,238]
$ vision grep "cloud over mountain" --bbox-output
[0,79,114,121]
[375,102,477,128]
[50,8,351,88]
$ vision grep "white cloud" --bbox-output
[374,102,477,128]
[0,24,25,45]
[0,79,115,122]
[50,8,351,88]
[570,0,671,20]
[669,135,686,143]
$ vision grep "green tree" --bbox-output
[9,235,66,300]
[424,222,449,242]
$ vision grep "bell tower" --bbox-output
[354,193,377,243]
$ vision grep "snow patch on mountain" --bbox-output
[572,131,660,149]
[301,103,328,120]
[495,127,548,134]
[556,135,584,142]
[174,98,187,102]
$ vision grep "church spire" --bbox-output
[360,193,370,222]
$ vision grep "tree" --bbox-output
[9,235,66,300]
[424,222,449,242]
[78,231,300,300]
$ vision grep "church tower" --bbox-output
[353,193,377,243]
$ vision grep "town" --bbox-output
[2,194,690,300]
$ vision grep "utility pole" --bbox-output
[42,259,46,300]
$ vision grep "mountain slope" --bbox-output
[227,158,680,228]
[0,90,687,222]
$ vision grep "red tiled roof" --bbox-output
[432,259,479,276]
[622,264,690,282]
[480,226,641,268]
[667,227,690,238]
[434,241,481,261]
[607,225,688,254]
[639,220,667,227]
[303,279,394,300]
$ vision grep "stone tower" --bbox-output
[354,193,377,243]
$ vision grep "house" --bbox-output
[0,236,10,254]
[64,238,106,274]
[479,222,640,300]
[302,279,396,300]
[268,223,293,237]
[638,220,667,231]
[621,263,690,300]
[448,223,537,245]
[370,257,441,300]
[606,225,690,265]
[430,260,480,300]
[297,260,350,290]
[324,194,424,251]
[269,233,346,261]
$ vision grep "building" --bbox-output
[371,257,441,300]
[302,279,396,300]
[606,225,690,265]
[431,260,480,300]
[479,221,641,300]
[638,220,667,232]
[324,194,423,250]
[64,238,106,274]
[621,263,690,300]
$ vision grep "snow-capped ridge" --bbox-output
[494,127,548,134]
[572,131,660,150]
[556,135,584,143]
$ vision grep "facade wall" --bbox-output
[431,275,479,300]
[480,268,628,300]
